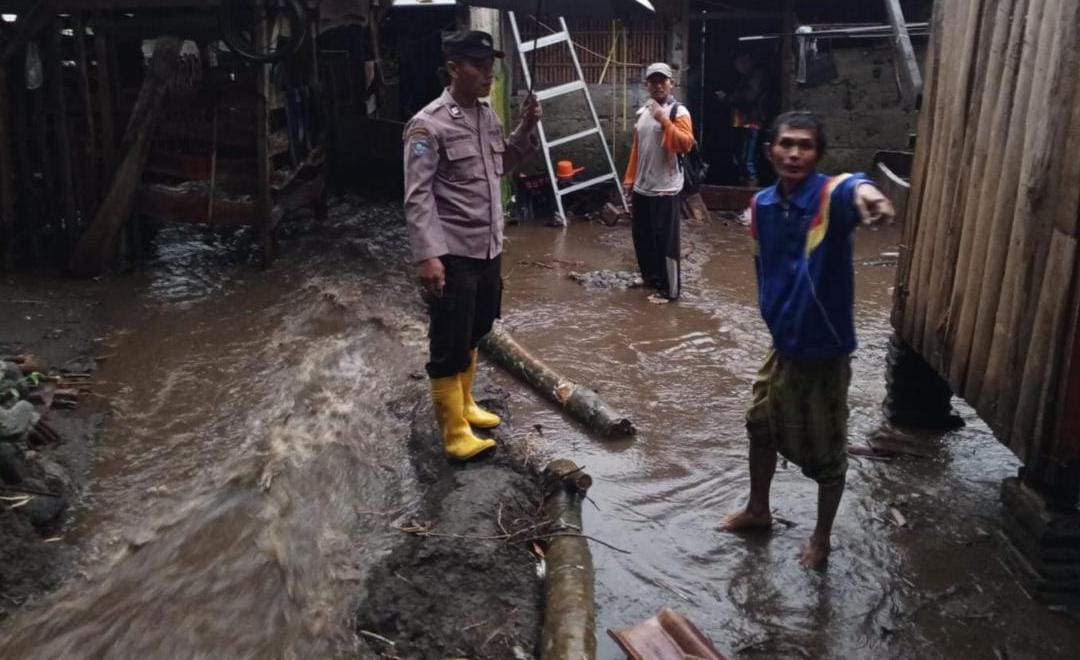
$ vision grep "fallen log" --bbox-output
[541,459,596,660]
[480,325,635,437]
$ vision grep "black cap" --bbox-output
[442,30,505,60]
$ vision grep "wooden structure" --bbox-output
[0,1,327,273]
[893,0,1080,506]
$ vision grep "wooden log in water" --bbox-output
[68,36,182,277]
[480,325,635,438]
[540,458,595,660]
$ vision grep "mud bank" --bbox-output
[0,278,102,622]
[358,377,545,659]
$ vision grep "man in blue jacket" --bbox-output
[720,111,894,569]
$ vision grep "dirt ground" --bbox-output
[0,276,103,622]
[358,377,546,659]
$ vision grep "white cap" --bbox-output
[644,62,673,81]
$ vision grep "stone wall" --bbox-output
[789,44,924,174]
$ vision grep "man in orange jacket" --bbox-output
[623,63,696,302]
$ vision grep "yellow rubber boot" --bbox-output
[461,349,502,429]
[431,375,496,460]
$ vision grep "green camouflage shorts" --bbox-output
[745,350,852,485]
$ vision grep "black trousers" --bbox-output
[631,192,682,299]
[426,254,502,379]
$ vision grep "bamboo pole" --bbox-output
[980,0,1062,422]
[94,31,116,175]
[480,325,636,437]
[0,66,15,268]
[962,0,1044,402]
[540,458,595,660]
[946,0,1028,390]
[45,19,80,248]
[73,13,97,211]
[68,36,183,277]
[921,0,992,369]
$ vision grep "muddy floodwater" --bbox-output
[2,201,1079,658]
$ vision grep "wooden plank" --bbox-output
[254,5,273,265]
[883,0,924,108]
[981,0,1066,435]
[136,182,255,227]
[94,31,116,174]
[45,18,80,247]
[946,0,1026,390]
[73,13,98,211]
[1008,0,1080,397]
[68,36,183,277]
[0,66,14,268]
[779,0,794,112]
[906,0,962,353]
[962,0,1043,404]
[891,0,944,332]
[1010,0,1080,460]
[921,0,992,371]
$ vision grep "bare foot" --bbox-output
[799,537,831,570]
[647,293,671,305]
[719,508,773,532]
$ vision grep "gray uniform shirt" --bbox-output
[403,89,537,263]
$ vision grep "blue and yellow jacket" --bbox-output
[750,171,872,361]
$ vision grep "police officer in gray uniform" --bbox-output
[403,30,540,461]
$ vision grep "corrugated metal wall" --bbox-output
[894,0,1080,493]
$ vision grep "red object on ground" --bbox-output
[608,608,728,660]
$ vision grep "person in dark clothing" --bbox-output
[716,53,767,186]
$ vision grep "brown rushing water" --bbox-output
[1,201,1078,659]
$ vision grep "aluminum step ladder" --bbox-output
[507,13,629,226]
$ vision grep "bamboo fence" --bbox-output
[894,0,1080,487]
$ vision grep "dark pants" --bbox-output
[426,254,502,378]
[631,192,681,299]
[738,127,760,182]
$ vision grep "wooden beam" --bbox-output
[94,30,116,174]
[884,0,923,108]
[254,4,273,265]
[780,0,794,112]
[73,13,97,212]
[68,36,182,277]
[0,66,15,268]
[45,18,79,247]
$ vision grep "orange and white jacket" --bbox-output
[622,98,696,196]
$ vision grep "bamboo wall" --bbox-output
[894,0,1080,498]
[513,17,670,87]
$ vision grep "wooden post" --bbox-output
[68,36,183,278]
[45,19,80,247]
[780,0,794,113]
[73,13,97,209]
[255,4,274,265]
[94,31,117,176]
[883,0,923,108]
[0,66,15,268]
